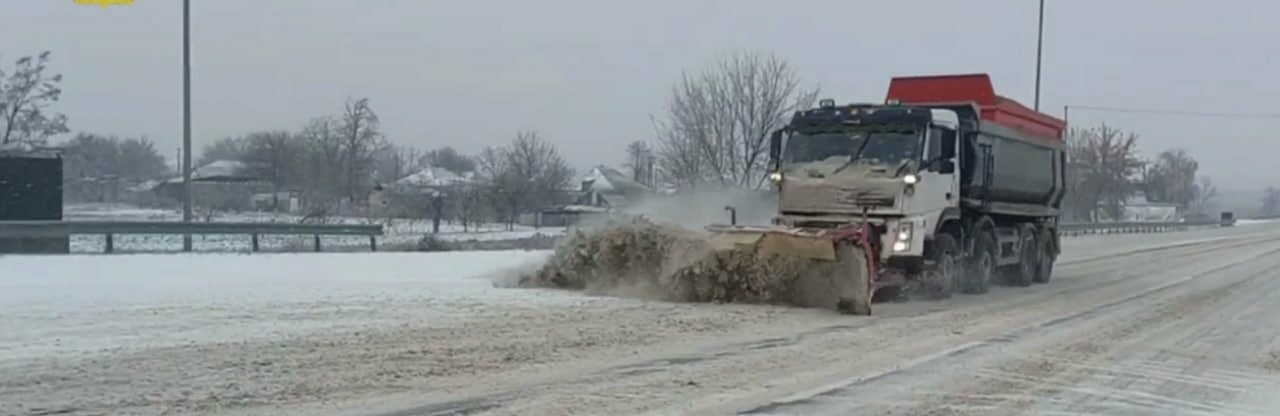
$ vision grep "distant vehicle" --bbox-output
[1182,213,1212,224]
[1220,212,1236,227]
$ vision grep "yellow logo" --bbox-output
[74,0,133,7]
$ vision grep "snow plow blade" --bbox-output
[518,218,876,315]
[702,225,876,315]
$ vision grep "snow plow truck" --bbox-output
[704,73,1067,315]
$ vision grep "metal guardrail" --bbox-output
[1058,221,1222,237]
[0,220,384,253]
[0,219,1229,254]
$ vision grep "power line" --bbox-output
[1066,105,1280,120]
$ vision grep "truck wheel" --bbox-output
[1034,237,1054,283]
[1009,229,1037,287]
[925,234,960,299]
[964,232,996,294]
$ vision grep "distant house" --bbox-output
[573,165,652,208]
[392,166,473,193]
[190,160,252,181]
[375,166,475,218]
[153,160,270,212]
[1122,195,1179,222]
[530,165,653,227]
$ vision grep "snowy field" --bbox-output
[0,250,556,364]
[61,203,566,253]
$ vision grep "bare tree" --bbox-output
[1261,187,1280,218]
[116,136,170,179]
[508,131,574,223]
[60,133,167,181]
[476,131,574,229]
[1064,124,1144,221]
[298,116,344,215]
[476,145,514,226]
[652,113,703,188]
[451,183,488,232]
[654,51,819,189]
[1191,176,1217,215]
[422,146,476,174]
[373,143,423,186]
[1143,149,1199,213]
[337,97,383,200]
[197,136,247,167]
[0,52,69,146]
[623,140,656,187]
[241,130,303,210]
[61,133,118,180]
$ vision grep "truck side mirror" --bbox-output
[769,130,783,166]
[937,160,955,174]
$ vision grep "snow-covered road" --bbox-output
[3,222,1280,415]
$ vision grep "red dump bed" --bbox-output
[884,73,1066,141]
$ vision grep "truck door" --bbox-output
[919,125,960,214]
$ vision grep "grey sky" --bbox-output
[10,0,1280,189]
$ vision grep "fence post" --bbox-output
[104,233,114,254]
[251,233,260,252]
[314,235,322,252]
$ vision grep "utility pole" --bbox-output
[182,0,193,251]
[1034,0,1045,111]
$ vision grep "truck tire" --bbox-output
[925,234,960,299]
[1034,236,1054,283]
[964,232,996,294]
[1007,228,1038,287]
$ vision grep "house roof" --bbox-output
[155,160,258,185]
[579,165,651,196]
[392,166,474,196]
[192,160,250,180]
[395,166,473,188]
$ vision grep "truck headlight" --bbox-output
[902,174,919,185]
[893,222,913,252]
[768,172,783,183]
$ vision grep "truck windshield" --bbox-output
[785,129,920,166]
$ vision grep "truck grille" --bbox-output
[780,183,897,212]
[836,189,895,207]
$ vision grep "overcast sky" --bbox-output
[10,0,1280,189]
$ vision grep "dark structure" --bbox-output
[0,153,69,253]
